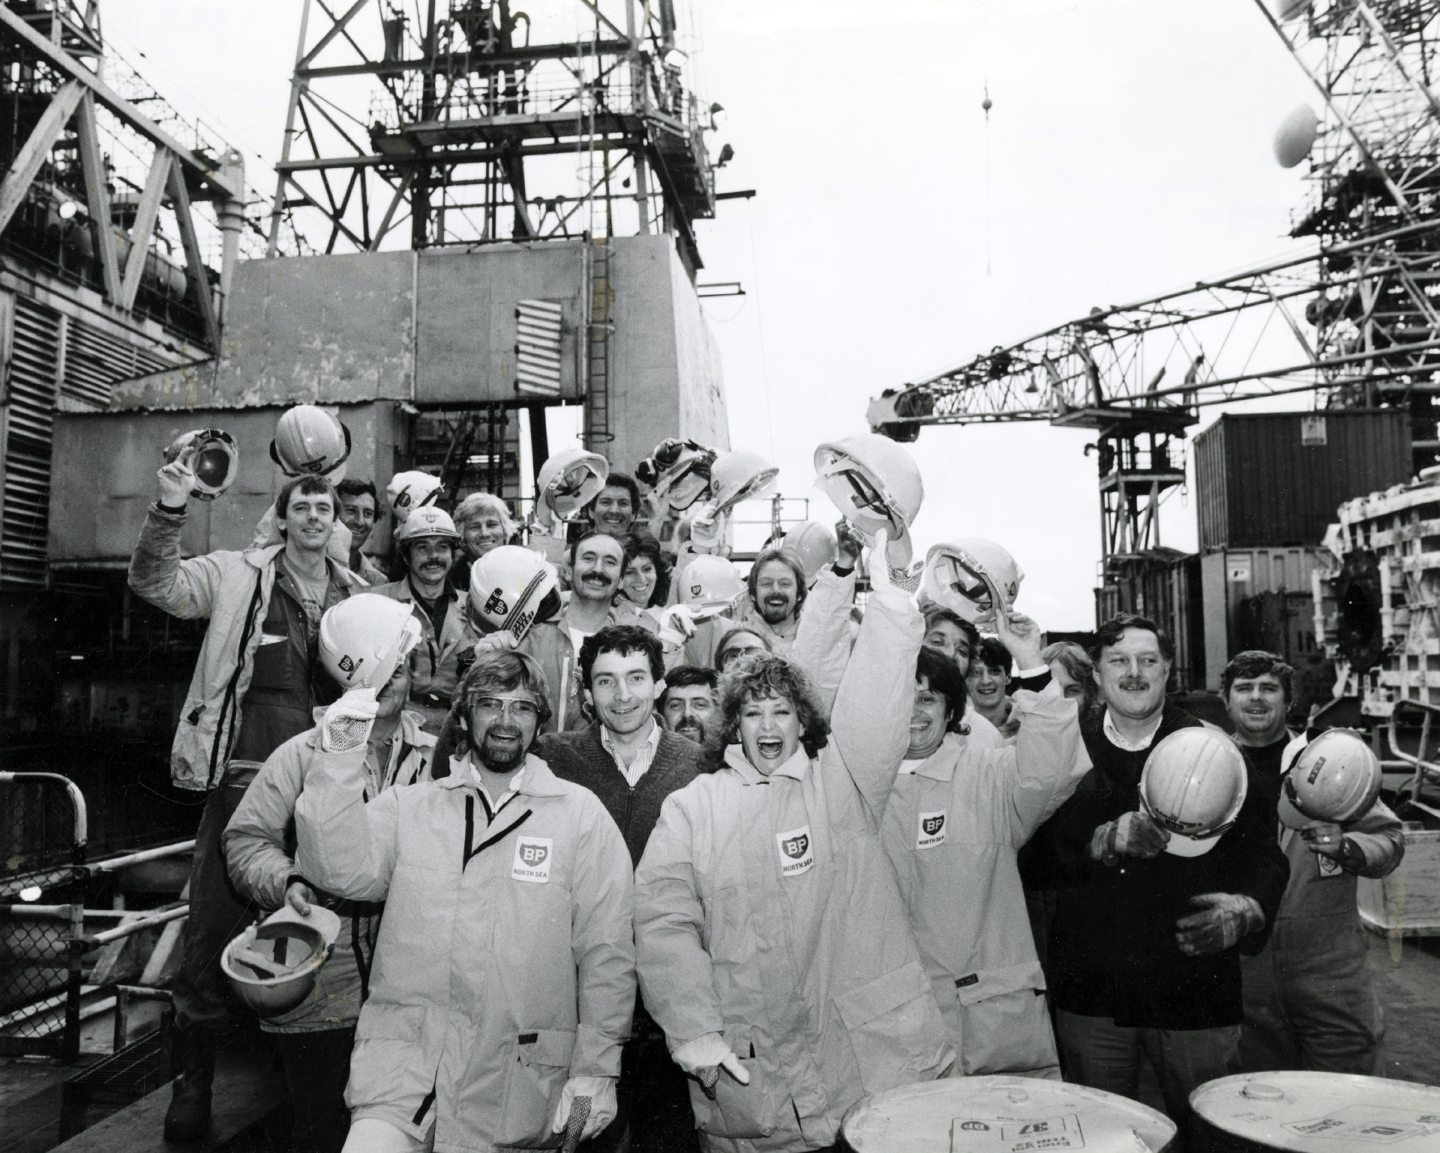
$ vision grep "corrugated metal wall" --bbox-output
[1195,411,1411,550]
[1199,547,1324,693]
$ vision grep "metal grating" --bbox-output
[515,298,563,396]
[3,296,61,586]
[63,316,172,409]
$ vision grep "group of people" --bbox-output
[129,409,1405,1153]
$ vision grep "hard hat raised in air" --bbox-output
[270,405,351,482]
[164,428,239,501]
[385,471,444,523]
[467,545,560,641]
[534,449,609,527]
[1139,728,1249,857]
[813,433,923,560]
[921,538,1023,627]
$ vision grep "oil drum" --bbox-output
[1190,1071,1440,1151]
[840,1076,1176,1152]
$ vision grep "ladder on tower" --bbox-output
[585,235,615,449]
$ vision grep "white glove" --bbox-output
[157,460,195,508]
[1089,811,1170,864]
[549,1076,616,1144]
[1175,892,1265,955]
[320,689,379,753]
[671,1032,750,1088]
[659,604,699,648]
[689,503,723,554]
[868,528,923,597]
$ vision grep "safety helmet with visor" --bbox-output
[385,470,443,524]
[164,428,239,501]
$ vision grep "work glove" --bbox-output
[688,503,723,554]
[869,528,923,597]
[658,604,699,648]
[549,1076,616,1146]
[1175,892,1265,956]
[320,689,379,754]
[156,460,195,509]
[671,1032,751,1095]
[1089,811,1170,865]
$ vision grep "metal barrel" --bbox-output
[1190,1072,1440,1152]
[840,1076,1176,1153]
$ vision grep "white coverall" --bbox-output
[295,747,635,1152]
[634,586,955,1153]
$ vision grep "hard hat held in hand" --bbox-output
[1280,729,1381,830]
[1139,728,1248,857]
[385,470,443,524]
[709,450,779,516]
[646,441,716,512]
[535,449,609,527]
[319,594,424,692]
[920,538,1023,626]
[393,505,460,547]
[468,545,560,640]
[678,554,745,619]
[164,428,239,501]
[221,904,342,1018]
[778,520,839,585]
[270,405,351,482]
[813,434,923,558]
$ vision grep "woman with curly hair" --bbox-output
[633,551,953,1153]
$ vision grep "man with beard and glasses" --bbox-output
[659,667,720,748]
[739,547,807,657]
[536,626,708,1152]
[1022,614,1288,1150]
[294,650,635,1153]
[1222,651,1403,1077]
[373,507,474,734]
[559,530,655,654]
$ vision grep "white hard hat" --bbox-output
[709,450,779,515]
[678,554,745,619]
[1140,728,1249,857]
[920,538,1024,626]
[385,471,443,523]
[1280,729,1382,830]
[467,545,560,640]
[393,505,461,548]
[319,594,424,692]
[813,434,924,557]
[779,521,839,585]
[221,905,342,1018]
[535,449,609,527]
[270,405,351,482]
[1274,104,1319,169]
[164,428,239,501]
[651,445,714,512]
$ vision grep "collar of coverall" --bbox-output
[722,743,811,784]
[438,749,565,796]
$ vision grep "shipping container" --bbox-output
[1199,547,1329,704]
[1194,411,1411,550]
[1096,549,1203,691]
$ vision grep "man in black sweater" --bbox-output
[535,625,707,1152]
[1030,614,1289,1151]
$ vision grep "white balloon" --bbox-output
[1274,104,1319,168]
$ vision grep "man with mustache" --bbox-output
[294,650,635,1153]
[559,531,656,653]
[1025,613,1288,1151]
[658,667,719,748]
[536,626,708,1153]
[373,506,474,733]
[739,547,807,656]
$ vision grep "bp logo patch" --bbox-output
[775,826,814,877]
[484,588,509,617]
[917,809,947,850]
[337,654,359,674]
[512,837,553,883]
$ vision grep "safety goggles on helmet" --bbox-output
[222,905,342,1018]
[1279,728,1382,830]
[921,539,1024,626]
[1139,728,1248,857]
[385,471,443,523]
[535,449,608,527]
[164,428,239,501]
[270,405,351,481]
[319,594,424,692]
[467,546,560,640]
[654,453,713,512]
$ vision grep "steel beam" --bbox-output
[73,94,122,302]
[0,80,84,234]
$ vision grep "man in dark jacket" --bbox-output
[536,624,706,1152]
[1030,614,1289,1151]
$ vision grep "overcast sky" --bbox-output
[104,0,1320,630]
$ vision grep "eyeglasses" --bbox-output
[472,695,541,721]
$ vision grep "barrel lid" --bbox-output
[842,1076,1176,1152]
[1191,1072,1440,1150]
